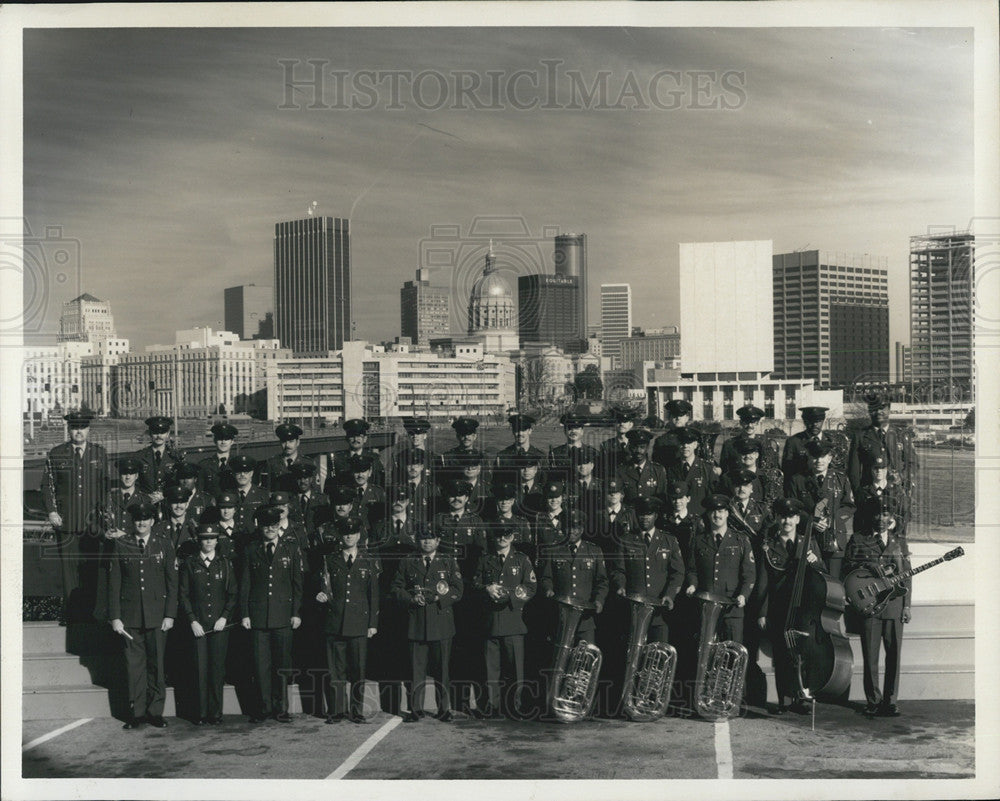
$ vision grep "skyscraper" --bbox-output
[58,293,116,343]
[274,216,351,354]
[517,273,580,349]
[772,250,889,387]
[400,268,450,345]
[554,233,588,339]
[909,232,974,396]
[224,284,272,340]
[600,284,632,368]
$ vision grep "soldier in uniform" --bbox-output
[239,506,304,723]
[155,485,198,554]
[171,462,214,523]
[228,455,269,546]
[391,526,464,723]
[198,422,238,497]
[650,399,693,472]
[787,439,856,578]
[566,445,603,524]
[399,448,434,525]
[616,428,669,507]
[346,453,388,531]
[598,406,638,483]
[269,491,310,551]
[591,478,637,555]
[134,416,183,505]
[848,395,918,494]
[548,413,588,479]
[453,450,493,518]
[436,416,488,487]
[315,518,380,723]
[178,522,237,725]
[483,482,533,555]
[104,457,150,536]
[472,524,537,718]
[513,451,546,518]
[206,492,239,559]
[326,483,370,542]
[664,427,716,516]
[844,495,912,717]
[718,436,772,503]
[288,461,329,539]
[325,418,386,492]
[257,422,314,493]
[719,405,766,475]
[532,480,571,551]
[854,451,910,536]
[386,417,433,482]
[107,501,177,729]
[723,469,771,549]
[494,413,546,479]
[781,406,835,488]
[42,410,110,620]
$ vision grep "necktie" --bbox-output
[220,458,226,468]
[267,542,275,559]
[644,532,652,546]
[424,556,432,570]
[239,490,246,502]
[395,519,403,538]
[154,450,162,466]
[609,511,616,522]
[136,537,146,552]
[203,557,212,568]
[715,533,723,548]
[523,484,530,495]
[75,447,84,460]
[786,539,796,559]
[452,515,461,523]
[346,554,354,568]
[122,493,131,504]
[570,543,578,557]
[287,457,293,467]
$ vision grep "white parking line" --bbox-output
[325,715,402,780]
[22,718,92,752]
[714,719,733,779]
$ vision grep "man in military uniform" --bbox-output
[325,418,386,492]
[326,483,370,543]
[345,453,388,531]
[171,462,214,523]
[288,462,329,539]
[472,525,538,718]
[104,457,150,537]
[179,522,237,725]
[202,492,238,561]
[269,491,310,551]
[723,469,771,548]
[566,445,603,524]
[436,416,487,486]
[453,450,493,518]
[107,501,177,729]
[719,436,774,503]
[787,439,856,578]
[781,406,835,488]
[651,399,693,472]
[591,477,637,555]
[387,417,433,482]
[155,485,198,553]
[494,413,545,479]
[315,518,380,723]
[134,416,183,504]
[513,451,546,518]
[844,495,912,717]
[854,451,910,536]
[848,395,918,494]
[548,413,588,480]
[42,410,110,620]
[399,448,433,525]
[719,405,766,475]
[664,427,716,516]
[229,455,269,546]
[484,482,533,555]
[198,422,238,497]
[616,428,669,507]
[598,406,638,483]
[391,527,464,722]
[532,480,571,551]
[257,423,314,492]
[239,506,304,723]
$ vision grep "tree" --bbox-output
[574,365,604,401]
[964,408,974,430]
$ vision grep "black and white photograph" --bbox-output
[2,2,998,799]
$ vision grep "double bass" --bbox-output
[782,516,853,705]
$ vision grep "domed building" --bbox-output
[467,243,519,353]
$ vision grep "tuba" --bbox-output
[693,591,749,721]
[549,596,603,723]
[621,594,677,722]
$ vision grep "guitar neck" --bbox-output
[886,554,946,587]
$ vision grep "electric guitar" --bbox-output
[843,547,964,617]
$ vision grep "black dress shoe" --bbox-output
[863,703,880,717]
[325,713,345,724]
[878,703,901,717]
[249,714,266,723]
[274,712,292,723]
[772,705,787,716]
[435,710,454,723]
[147,716,168,728]
[350,714,369,724]
[403,711,422,723]
[789,701,812,715]
[208,716,223,725]
[122,718,143,730]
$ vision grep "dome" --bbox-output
[471,267,512,299]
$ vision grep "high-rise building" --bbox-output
[400,268,450,345]
[58,293,116,343]
[909,232,974,396]
[772,250,889,387]
[554,234,588,339]
[517,273,580,350]
[467,247,519,352]
[274,216,351,354]
[224,284,272,341]
[619,331,681,370]
[600,284,632,368]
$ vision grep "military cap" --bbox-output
[542,481,565,499]
[210,422,238,440]
[641,415,664,429]
[331,516,365,537]
[348,452,375,473]
[610,406,639,423]
[734,435,762,455]
[736,405,765,423]
[145,416,172,433]
[329,484,358,505]
[731,468,757,487]
[343,418,371,436]
[64,410,93,428]
[666,481,690,500]
[633,496,663,516]
[196,522,221,539]
[451,417,479,436]
[164,485,193,503]
[511,450,542,466]
[493,482,517,501]
[703,493,731,511]
[415,525,439,540]
[567,508,586,527]
[866,394,890,412]
[128,501,157,521]
[570,445,598,465]
[288,461,317,479]
[664,399,693,418]
[868,452,888,470]
[799,406,828,422]
[625,429,653,447]
[861,493,900,517]
[508,413,536,432]
[443,479,474,498]
[275,422,303,442]
[215,491,238,508]
[402,417,431,434]
[674,427,701,445]
[401,448,426,466]
[269,491,291,507]
[254,506,283,527]
[391,485,411,503]
[199,506,222,525]
[805,439,833,458]
[491,523,519,540]
[559,413,586,428]
[117,456,143,474]
[227,454,257,472]
[605,478,625,495]
[451,450,482,467]
[174,462,200,480]
[772,497,803,517]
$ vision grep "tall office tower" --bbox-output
[58,294,116,343]
[554,233,588,339]
[400,268,450,345]
[274,216,351,354]
[517,273,580,349]
[772,250,889,387]
[224,284,272,341]
[909,232,974,396]
[600,283,632,368]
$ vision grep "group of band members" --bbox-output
[40,394,918,728]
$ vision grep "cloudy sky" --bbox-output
[23,25,973,349]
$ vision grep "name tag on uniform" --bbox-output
[555,559,566,567]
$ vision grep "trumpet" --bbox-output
[621,594,677,722]
[549,596,602,723]
[692,591,748,721]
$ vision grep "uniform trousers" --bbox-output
[123,626,167,718]
[485,634,525,713]
[408,639,452,714]
[250,626,293,716]
[193,630,229,720]
[860,617,903,706]
[325,634,368,717]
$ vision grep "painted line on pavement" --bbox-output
[325,715,402,780]
[22,718,92,752]
[714,719,733,779]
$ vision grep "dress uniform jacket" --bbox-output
[515,478,546,518]
[403,478,434,525]
[327,448,386,490]
[781,431,838,484]
[685,528,756,620]
[239,537,305,629]
[472,550,538,636]
[494,444,546,474]
[108,533,179,626]
[256,452,317,493]
[153,516,198,552]
[753,527,828,621]
[650,426,686,472]
[597,435,631,482]
[663,457,716,516]
[432,510,488,574]
[843,530,912,619]
[616,460,669,506]
[391,552,464,641]
[290,490,330,536]
[179,553,237,628]
[725,497,770,546]
[134,445,183,497]
[548,443,587,476]
[370,515,418,554]
[854,480,910,534]
[566,478,603,525]
[351,483,388,530]
[787,470,856,557]
[233,485,270,535]
[319,550,381,636]
[42,441,110,532]
[848,425,918,493]
[198,453,236,496]
[591,505,638,555]
[611,529,685,628]
[537,540,609,634]
[183,490,215,524]
[662,511,703,568]
[533,508,570,550]
[103,488,151,533]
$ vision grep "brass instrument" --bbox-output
[692,591,749,721]
[549,595,603,722]
[621,594,677,722]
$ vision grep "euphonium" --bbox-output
[549,595,602,723]
[621,594,677,722]
[693,591,749,721]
